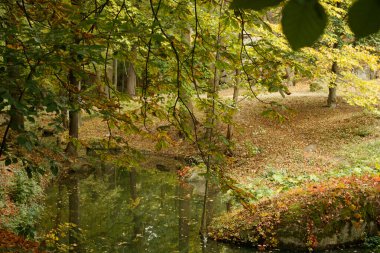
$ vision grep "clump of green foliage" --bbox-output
[1,170,44,238]
[363,236,380,250]
[43,223,82,252]
[244,141,262,157]
[341,140,380,169]
[309,81,324,92]
[228,140,380,205]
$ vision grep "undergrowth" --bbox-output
[0,170,44,239]
[364,236,380,250]
[229,140,380,204]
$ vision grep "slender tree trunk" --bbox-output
[58,87,69,129]
[285,66,295,86]
[204,50,221,139]
[126,63,137,97]
[95,66,106,97]
[121,61,125,93]
[226,199,232,212]
[65,0,82,156]
[65,70,80,156]
[113,58,118,92]
[177,27,194,138]
[9,105,24,131]
[327,61,338,108]
[179,85,194,138]
[105,67,112,98]
[226,69,240,141]
[201,0,225,240]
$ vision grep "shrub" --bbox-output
[309,81,324,92]
[1,170,44,239]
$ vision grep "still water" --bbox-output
[38,166,376,253]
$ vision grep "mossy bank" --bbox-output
[209,175,380,251]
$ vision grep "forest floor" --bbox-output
[79,82,379,183]
[226,86,379,183]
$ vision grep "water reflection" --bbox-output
[178,181,191,253]
[67,178,80,253]
[39,167,374,253]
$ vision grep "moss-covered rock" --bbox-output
[209,175,380,251]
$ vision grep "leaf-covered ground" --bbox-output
[229,91,379,181]
[0,229,43,252]
[72,84,380,199]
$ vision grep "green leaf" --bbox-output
[50,161,59,176]
[5,158,12,166]
[272,174,284,183]
[348,0,380,39]
[25,166,33,178]
[230,0,283,10]
[17,135,27,145]
[281,0,327,50]
[46,102,58,113]
[27,116,35,123]
[17,135,33,151]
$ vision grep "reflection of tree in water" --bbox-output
[202,180,220,253]
[54,182,64,229]
[67,177,81,253]
[49,176,82,252]
[178,180,192,253]
[129,168,144,252]
[41,166,238,253]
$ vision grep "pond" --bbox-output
[38,164,375,253]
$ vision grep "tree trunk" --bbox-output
[285,66,295,86]
[65,1,82,156]
[327,61,338,108]
[226,70,240,142]
[201,1,224,239]
[113,58,118,92]
[65,70,80,156]
[178,28,194,138]
[105,66,113,98]
[327,87,337,108]
[121,61,125,93]
[126,63,137,97]
[204,59,221,140]
[9,105,24,131]
[95,66,106,97]
[59,88,69,129]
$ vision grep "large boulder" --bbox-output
[209,175,380,251]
